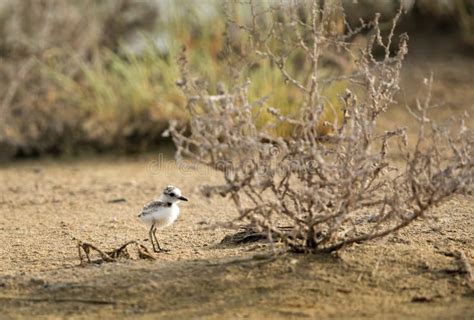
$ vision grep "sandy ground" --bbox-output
[1,26,474,319]
[0,155,472,319]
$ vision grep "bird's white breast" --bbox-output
[139,204,180,228]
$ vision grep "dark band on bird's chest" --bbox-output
[152,201,172,208]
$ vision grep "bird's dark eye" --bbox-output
[169,193,175,197]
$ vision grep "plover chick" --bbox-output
[138,186,188,252]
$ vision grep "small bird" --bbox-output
[138,186,188,252]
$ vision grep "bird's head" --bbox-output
[160,185,188,203]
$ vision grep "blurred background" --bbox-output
[0,0,473,161]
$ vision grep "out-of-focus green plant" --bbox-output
[1,0,351,158]
[247,60,346,137]
[42,43,186,148]
[43,8,347,144]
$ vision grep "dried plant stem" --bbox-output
[77,240,155,264]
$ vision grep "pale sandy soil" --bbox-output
[0,155,472,319]
[0,27,473,319]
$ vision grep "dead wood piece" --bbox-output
[221,226,294,245]
[77,240,155,264]
[221,230,267,245]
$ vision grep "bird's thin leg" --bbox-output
[152,227,162,252]
[153,228,170,252]
[149,224,157,252]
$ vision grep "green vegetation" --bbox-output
[0,0,472,159]
[42,44,186,150]
[37,2,347,147]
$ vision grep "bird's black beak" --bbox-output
[178,196,188,201]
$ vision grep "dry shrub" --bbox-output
[170,1,473,253]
